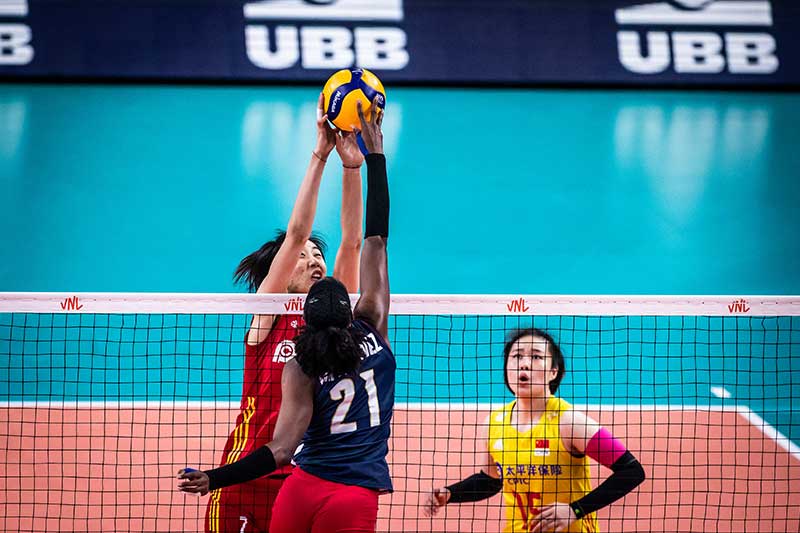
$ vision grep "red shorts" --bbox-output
[205,475,287,533]
[269,467,379,533]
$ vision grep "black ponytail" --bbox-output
[233,230,327,292]
[294,325,366,379]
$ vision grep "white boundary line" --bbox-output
[1,292,798,316]
[4,401,796,462]
[736,405,800,463]
[710,386,733,399]
[0,401,800,461]
[0,401,742,412]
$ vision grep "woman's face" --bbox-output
[505,335,559,398]
[287,240,327,293]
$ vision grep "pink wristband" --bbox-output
[584,427,627,468]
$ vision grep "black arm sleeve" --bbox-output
[364,153,389,238]
[204,445,277,492]
[570,451,645,519]
[445,471,504,504]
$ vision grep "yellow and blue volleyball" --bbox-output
[322,68,386,132]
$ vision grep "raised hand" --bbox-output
[314,92,337,160]
[335,130,365,169]
[354,96,384,155]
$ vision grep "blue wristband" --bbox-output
[356,132,369,155]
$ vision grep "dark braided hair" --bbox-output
[233,230,327,292]
[294,277,366,379]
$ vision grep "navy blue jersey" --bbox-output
[293,319,395,491]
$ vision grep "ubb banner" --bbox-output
[0,0,797,85]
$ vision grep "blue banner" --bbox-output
[1,0,798,85]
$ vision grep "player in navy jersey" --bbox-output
[200,92,365,533]
[179,97,392,533]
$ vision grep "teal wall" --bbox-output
[1,84,798,441]
[1,84,798,294]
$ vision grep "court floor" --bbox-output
[1,404,798,532]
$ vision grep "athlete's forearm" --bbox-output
[340,166,364,248]
[333,166,363,292]
[570,450,645,519]
[204,445,278,492]
[285,155,325,243]
[444,471,504,504]
[364,153,388,240]
[354,153,389,336]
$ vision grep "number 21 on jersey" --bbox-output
[329,369,381,434]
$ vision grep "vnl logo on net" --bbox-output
[615,0,779,75]
[243,0,409,71]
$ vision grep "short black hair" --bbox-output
[503,328,566,395]
[233,230,327,292]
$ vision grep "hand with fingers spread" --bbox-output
[422,487,451,517]
[176,468,210,496]
[528,502,576,533]
[354,97,384,155]
[335,130,364,169]
[314,92,337,161]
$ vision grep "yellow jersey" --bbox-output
[487,396,598,533]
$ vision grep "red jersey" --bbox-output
[218,314,304,475]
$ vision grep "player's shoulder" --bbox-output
[274,313,303,331]
[556,400,598,430]
[352,317,380,336]
[549,396,573,413]
[249,314,302,337]
[264,315,303,342]
[489,400,515,425]
[245,314,303,356]
[549,397,582,424]
[352,318,391,350]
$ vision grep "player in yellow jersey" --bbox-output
[424,328,645,533]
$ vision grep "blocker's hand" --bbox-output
[177,468,210,496]
[354,96,384,155]
[315,92,337,159]
[335,130,364,168]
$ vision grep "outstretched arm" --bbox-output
[332,131,364,293]
[177,359,315,495]
[352,98,390,341]
[247,93,336,344]
[423,415,503,516]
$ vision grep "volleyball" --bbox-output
[322,68,386,131]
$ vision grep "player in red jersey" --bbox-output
[179,96,391,533]
[204,93,365,533]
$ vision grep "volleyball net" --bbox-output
[1,293,798,533]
